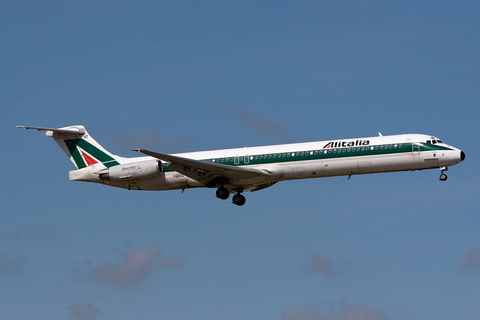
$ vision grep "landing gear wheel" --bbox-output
[232,193,246,206]
[439,173,448,181]
[216,187,230,200]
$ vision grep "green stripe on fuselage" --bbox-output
[162,142,454,172]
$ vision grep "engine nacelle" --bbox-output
[99,159,163,181]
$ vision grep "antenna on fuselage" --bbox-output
[378,132,383,136]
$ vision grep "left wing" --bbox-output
[133,149,270,186]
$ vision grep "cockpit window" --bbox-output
[429,137,444,144]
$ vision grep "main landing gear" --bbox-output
[439,167,448,181]
[232,193,246,206]
[216,187,246,206]
[216,186,230,200]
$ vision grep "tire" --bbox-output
[232,193,246,206]
[216,187,229,200]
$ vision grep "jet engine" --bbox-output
[99,159,163,181]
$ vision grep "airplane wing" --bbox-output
[133,149,270,187]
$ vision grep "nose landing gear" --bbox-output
[439,167,448,181]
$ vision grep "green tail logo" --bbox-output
[64,139,119,169]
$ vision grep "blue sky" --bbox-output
[1,1,479,319]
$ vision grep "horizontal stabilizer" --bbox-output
[17,125,121,169]
[16,126,85,136]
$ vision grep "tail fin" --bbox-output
[17,125,122,169]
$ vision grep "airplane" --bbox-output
[17,125,465,206]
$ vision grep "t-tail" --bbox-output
[16,125,123,169]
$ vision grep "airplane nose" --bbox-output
[461,151,466,161]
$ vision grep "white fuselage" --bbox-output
[70,133,464,192]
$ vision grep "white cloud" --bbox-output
[84,244,186,288]
[109,127,194,153]
[11,222,62,243]
[462,247,480,270]
[0,253,28,278]
[211,101,288,140]
[68,302,103,320]
[281,305,322,320]
[303,255,340,277]
[281,301,394,320]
